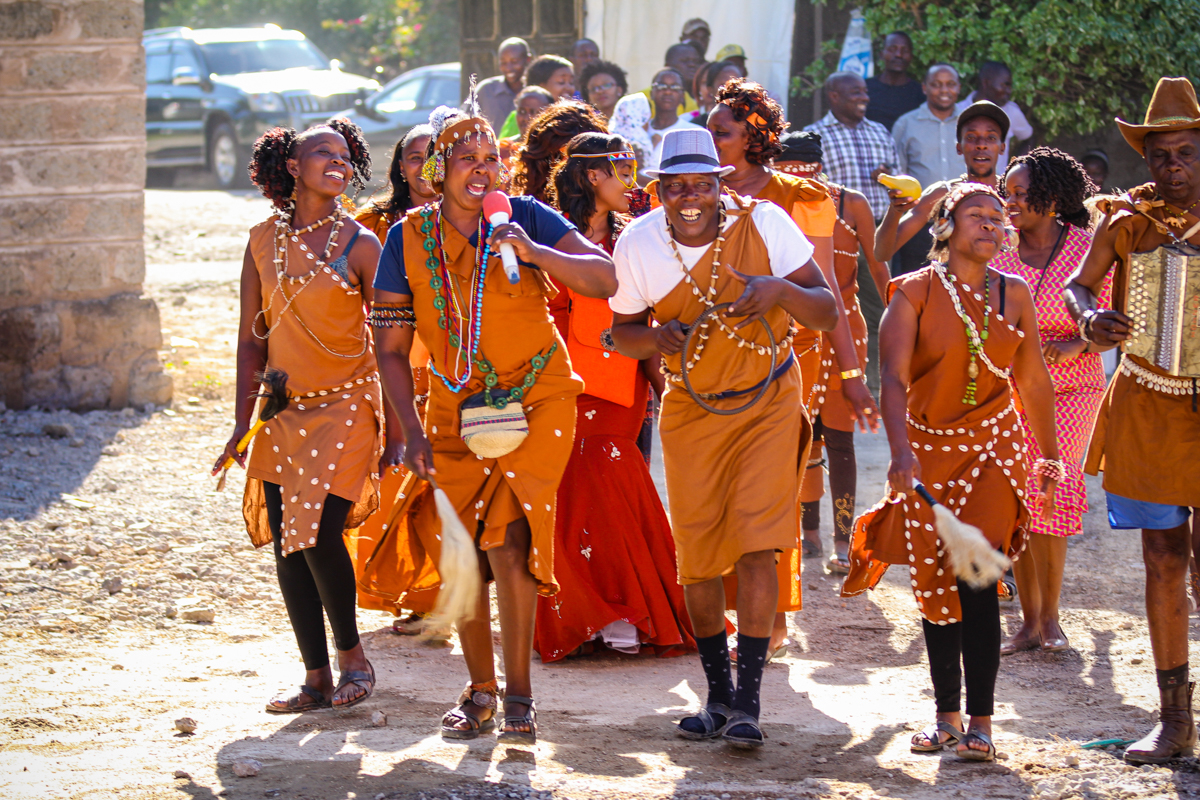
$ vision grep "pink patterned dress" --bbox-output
[992,223,1111,537]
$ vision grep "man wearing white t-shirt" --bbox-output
[608,128,837,750]
[956,60,1033,172]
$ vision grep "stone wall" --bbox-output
[0,0,171,410]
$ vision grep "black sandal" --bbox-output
[441,683,498,740]
[497,695,537,745]
[721,710,764,749]
[332,660,375,709]
[265,684,331,714]
[910,720,964,752]
[678,702,731,740]
[956,730,996,762]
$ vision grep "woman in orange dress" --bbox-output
[365,104,616,745]
[351,124,443,634]
[774,132,892,574]
[707,79,878,657]
[844,183,1060,761]
[215,118,385,712]
[532,132,694,661]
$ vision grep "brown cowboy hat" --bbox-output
[1117,77,1200,155]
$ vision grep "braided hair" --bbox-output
[550,132,629,233]
[1001,146,1097,229]
[511,100,608,202]
[713,77,785,165]
[372,124,433,217]
[248,117,371,209]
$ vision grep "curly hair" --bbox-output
[1001,146,1097,229]
[511,100,608,202]
[248,117,371,209]
[579,60,628,104]
[371,124,432,217]
[713,77,785,165]
[524,54,573,88]
[550,132,630,232]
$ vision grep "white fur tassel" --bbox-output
[428,481,481,628]
[929,502,1011,589]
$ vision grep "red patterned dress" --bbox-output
[992,224,1111,537]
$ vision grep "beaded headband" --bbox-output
[937,181,1004,220]
[776,161,821,176]
[421,116,497,185]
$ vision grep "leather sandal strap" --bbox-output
[299,685,328,704]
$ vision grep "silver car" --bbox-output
[342,63,462,175]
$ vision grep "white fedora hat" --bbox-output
[644,128,734,178]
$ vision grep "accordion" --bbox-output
[1123,243,1200,377]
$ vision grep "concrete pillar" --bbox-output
[0,0,171,410]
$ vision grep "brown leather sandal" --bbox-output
[441,681,499,740]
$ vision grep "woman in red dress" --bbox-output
[532,132,695,661]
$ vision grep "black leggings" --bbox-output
[800,416,857,544]
[921,579,1001,717]
[264,482,360,670]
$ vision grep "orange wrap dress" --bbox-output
[242,216,383,552]
[647,197,809,585]
[1084,185,1200,507]
[842,267,1031,624]
[818,185,871,434]
[722,172,833,612]
[350,207,436,615]
[357,203,580,604]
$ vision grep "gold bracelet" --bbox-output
[840,368,864,380]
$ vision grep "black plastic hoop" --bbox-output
[679,302,779,416]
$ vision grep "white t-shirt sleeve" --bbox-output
[750,201,816,279]
[1006,102,1033,141]
[609,227,651,315]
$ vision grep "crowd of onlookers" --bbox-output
[468,21,1113,271]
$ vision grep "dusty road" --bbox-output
[1,187,1198,800]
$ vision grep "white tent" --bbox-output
[583,0,796,105]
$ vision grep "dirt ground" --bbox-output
[2,187,1199,800]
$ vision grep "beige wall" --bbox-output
[0,0,171,409]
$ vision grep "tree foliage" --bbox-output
[804,0,1200,139]
[148,0,459,81]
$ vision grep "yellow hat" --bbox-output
[715,44,746,62]
[1116,77,1200,155]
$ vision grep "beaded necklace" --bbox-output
[663,204,794,382]
[253,206,346,340]
[419,205,490,392]
[932,264,1010,404]
[416,203,559,408]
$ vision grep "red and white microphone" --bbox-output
[483,190,521,284]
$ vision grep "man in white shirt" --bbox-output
[956,60,1033,172]
[609,128,838,751]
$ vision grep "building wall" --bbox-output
[0,0,171,410]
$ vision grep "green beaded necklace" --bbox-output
[417,204,557,408]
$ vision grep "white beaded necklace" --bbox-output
[664,205,794,379]
[932,264,1011,381]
